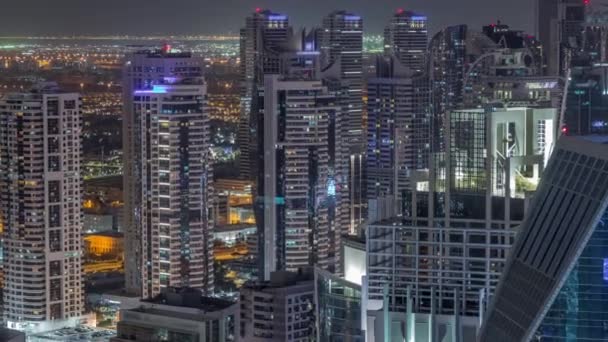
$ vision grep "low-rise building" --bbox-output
[111,288,236,342]
[237,269,315,341]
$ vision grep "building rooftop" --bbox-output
[29,326,115,342]
[143,287,235,312]
[243,268,314,290]
[0,328,24,340]
[1,83,78,99]
[132,49,192,59]
[393,9,425,18]
[342,234,365,248]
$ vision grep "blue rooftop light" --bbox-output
[411,16,427,21]
[268,15,287,21]
[344,15,361,21]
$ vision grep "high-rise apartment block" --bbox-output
[384,9,428,73]
[258,75,338,280]
[366,54,430,201]
[0,84,84,330]
[239,9,291,180]
[320,11,364,137]
[123,49,213,298]
[320,11,366,234]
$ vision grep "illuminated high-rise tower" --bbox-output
[259,75,338,280]
[384,8,429,73]
[123,48,214,298]
[238,9,291,181]
[319,11,365,234]
[428,25,498,155]
[0,84,84,330]
[366,54,430,202]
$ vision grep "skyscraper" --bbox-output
[561,62,608,136]
[367,105,557,319]
[0,84,84,330]
[319,11,365,234]
[366,54,429,201]
[123,49,213,298]
[258,74,338,280]
[239,9,291,181]
[383,9,429,73]
[319,11,365,148]
[480,135,608,341]
[536,0,559,74]
[536,0,587,76]
[429,25,469,156]
[429,25,497,154]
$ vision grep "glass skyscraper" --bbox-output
[537,207,608,340]
[480,136,608,341]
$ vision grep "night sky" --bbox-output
[0,0,535,36]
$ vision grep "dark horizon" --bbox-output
[1,0,535,37]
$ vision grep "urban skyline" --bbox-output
[0,0,537,36]
[1,0,608,341]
